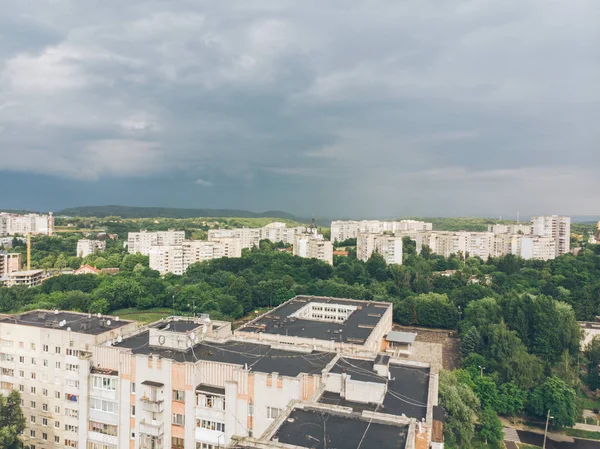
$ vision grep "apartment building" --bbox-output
[76,240,107,258]
[207,223,313,250]
[0,212,54,236]
[531,215,571,256]
[488,224,532,235]
[357,233,403,264]
[149,239,243,275]
[293,234,334,265]
[331,220,432,242]
[520,236,556,261]
[2,269,45,287]
[127,231,185,255]
[0,296,437,449]
[0,311,137,449]
[0,251,22,276]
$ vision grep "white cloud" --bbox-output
[194,178,214,187]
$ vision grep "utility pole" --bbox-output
[543,409,553,449]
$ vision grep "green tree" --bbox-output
[54,253,68,269]
[585,336,600,390]
[438,371,480,448]
[366,253,387,281]
[479,407,504,445]
[472,375,499,410]
[0,390,26,449]
[497,382,527,419]
[528,376,578,428]
[461,326,482,357]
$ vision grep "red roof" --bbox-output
[74,264,101,274]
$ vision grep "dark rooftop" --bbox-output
[0,310,131,335]
[322,362,430,420]
[236,296,391,344]
[114,332,336,377]
[153,320,200,333]
[273,408,408,449]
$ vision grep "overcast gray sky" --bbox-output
[1,0,599,218]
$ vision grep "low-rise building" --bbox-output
[76,240,107,258]
[2,269,44,287]
[73,265,102,275]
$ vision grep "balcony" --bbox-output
[140,397,165,413]
[139,419,164,437]
[140,434,164,449]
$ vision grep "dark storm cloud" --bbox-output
[0,0,599,216]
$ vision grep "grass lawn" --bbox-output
[565,428,600,440]
[111,307,173,324]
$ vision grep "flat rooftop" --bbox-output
[0,310,131,335]
[114,332,335,377]
[153,320,200,333]
[272,408,408,449]
[320,363,430,420]
[236,296,391,344]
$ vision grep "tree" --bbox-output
[479,407,504,445]
[585,336,600,390]
[497,382,527,419]
[462,297,502,332]
[528,376,578,428]
[438,371,480,448]
[366,253,387,281]
[472,375,499,410]
[461,326,482,357]
[54,253,68,269]
[0,390,25,449]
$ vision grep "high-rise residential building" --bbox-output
[208,222,314,249]
[331,220,432,242]
[149,238,243,275]
[0,298,438,449]
[0,251,22,276]
[76,240,107,258]
[0,212,54,236]
[520,236,556,261]
[530,215,571,256]
[488,224,532,235]
[127,230,185,255]
[357,233,403,264]
[293,234,334,265]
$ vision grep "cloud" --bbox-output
[0,0,598,216]
[194,178,214,187]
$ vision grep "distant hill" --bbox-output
[57,205,301,221]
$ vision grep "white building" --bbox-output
[0,212,54,236]
[149,238,243,275]
[520,236,556,261]
[357,233,403,264]
[531,215,571,256]
[293,234,334,265]
[207,222,313,250]
[76,240,107,258]
[488,224,532,235]
[331,220,432,242]
[127,230,185,255]
[0,297,437,449]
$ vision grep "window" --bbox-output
[66,379,79,388]
[172,390,185,402]
[42,403,48,411]
[65,424,78,433]
[30,386,36,394]
[30,401,35,408]
[197,419,225,432]
[43,359,48,367]
[42,389,48,396]
[42,418,48,426]
[19,356,24,363]
[18,385,24,392]
[55,361,61,369]
[18,370,24,378]
[172,413,185,426]
[88,444,117,449]
[54,406,60,413]
[54,436,60,443]
[54,420,60,428]
[0,339,14,347]
[66,393,78,402]
[64,439,78,448]
[197,394,225,410]
[89,421,118,436]
[131,432,135,439]
[131,405,135,416]
[65,408,78,418]
[0,353,14,362]
[43,344,49,352]
[31,357,36,365]
[42,432,48,441]
[30,415,36,423]
[172,437,185,449]
[55,391,60,399]
[1,368,14,376]
[66,349,79,357]
[90,398,117,414]
[131,382,135,393]
[66,363,78,372]
[266,407,281,420]
[196,445,218,449]
[55,346,61,354]
[92,376,115,391]
[30,430,35,437]
[31,372,36,380]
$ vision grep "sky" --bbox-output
[0,0,599,218]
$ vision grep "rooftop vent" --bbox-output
[37,312,47,321]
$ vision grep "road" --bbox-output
[505,428,600,449]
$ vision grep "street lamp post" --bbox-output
[478,365,486,377]
[542,409,554,449]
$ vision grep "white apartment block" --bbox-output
[76,240,107,258]
[488,224,532,235]
[293,234,333,265]
[520,236,556,261]
[127,230,185,256]
[331,220,432,242]
[357,233,403,264]
[531,215,571,256]
[0,212,54,237]
[0,296,436,449]
[149,239,243,275]
[208,222,313,250]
